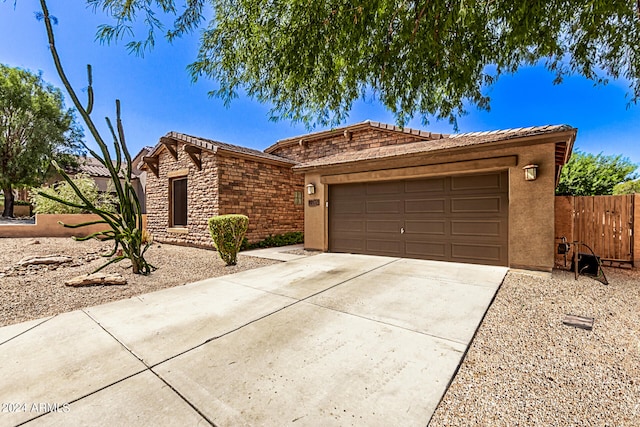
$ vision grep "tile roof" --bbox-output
[293,124,576,170]
[149,132,298,165]
[73,156,130,178]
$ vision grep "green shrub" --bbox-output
[241,231,304,250]
[30,174,117,214]
[208,214,249,266]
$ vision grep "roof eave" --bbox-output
[293,128,578,173]
[146,132,298,167]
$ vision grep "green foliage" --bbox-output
[241,232,304,251]
[208,214,249,266]
[90,1,640,129]
[30,174,117,214]
[36,1,154,275]
[0,63,83,217]
[613,179,640,195]
[557,151,638,196]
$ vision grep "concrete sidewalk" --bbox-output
[0,253,507,426]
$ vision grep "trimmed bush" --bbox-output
[208,214,249,266]
[30,174,117,214]
[241,231,304,251]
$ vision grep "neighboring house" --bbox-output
[64,147,151,213]
[13,148,151,209]
[144,121,576,272]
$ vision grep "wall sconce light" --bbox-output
[306,183,316,195]
[523,164,538,181]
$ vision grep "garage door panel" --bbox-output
[451,220,501,237]
[405,241,447,258]
[451,196,502,213]
[451,173,503,191]
[329,171,508,266]
[405,199,446,214]
[333,219,365,233]
[366,239,402,255]
[366,181,402,195]
[404,220,446,235]
[404,178,445,193]
[366,200,401,214]
[333,200,365,215]
[332,237,365,253]
[451,243,503,263]
[366,220,402,233]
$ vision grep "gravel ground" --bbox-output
[0,237,279,327]
[430,268,640,427]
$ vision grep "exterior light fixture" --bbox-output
[523,164,538,181]
[306,183,316,195]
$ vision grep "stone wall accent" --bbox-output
[217,154,304,242]
[145,143,219,248]
[146,142,304,248]
[270,128,423,163]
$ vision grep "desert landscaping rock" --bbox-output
[16,255,72,267]
[65,272,127,287]
[0,237,279,327]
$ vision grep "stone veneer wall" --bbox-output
[270,128,423,163]
[145,143,219,248]
[216,154,304,242]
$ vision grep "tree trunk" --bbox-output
[2,184,14,218]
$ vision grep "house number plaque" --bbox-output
[308,199,320,207]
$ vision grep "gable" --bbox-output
[265,125,440,163]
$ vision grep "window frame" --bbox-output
[170,176,188,227]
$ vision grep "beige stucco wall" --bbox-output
[302,140,559,271]
[0,214,125,238]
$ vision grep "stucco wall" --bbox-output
[271,128,423,163]
[0,205,31,217]
[145,143,219,248]
[0,214,120,238]
[302,141,559,271]
[217,154,304,242]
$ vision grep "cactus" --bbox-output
[37,0,154,275]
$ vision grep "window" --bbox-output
[171,177,188,226]
[294,190,303,205]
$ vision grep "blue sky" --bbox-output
[2,2,639,165]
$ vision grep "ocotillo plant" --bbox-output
[37,0,154,275]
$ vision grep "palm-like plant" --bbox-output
[37,0,154,274]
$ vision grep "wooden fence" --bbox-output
[555,195,639,267]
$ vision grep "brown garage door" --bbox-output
[329,171,509,266]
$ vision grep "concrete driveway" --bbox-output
[0,253,507,426]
